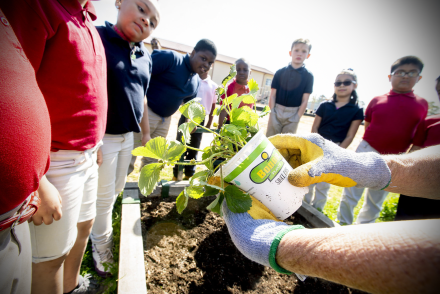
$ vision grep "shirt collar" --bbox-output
[331,100,356,108]
[389,89,416,98]
[104,21,144,53]
[287,63,305,72]
[184,54,195,73]
[58,0,97,21]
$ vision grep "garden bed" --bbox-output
[140,195,367,294]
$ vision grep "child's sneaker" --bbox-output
[92,243,114,278]
[71,274,102,294]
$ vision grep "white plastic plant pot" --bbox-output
[220,130,308,220]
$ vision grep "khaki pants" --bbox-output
[139,107,172,170]
[266,104,300,137]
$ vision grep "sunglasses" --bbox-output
[334,80,356,87]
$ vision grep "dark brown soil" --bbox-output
[140,196,367,294]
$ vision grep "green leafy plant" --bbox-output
[133,65,270,214]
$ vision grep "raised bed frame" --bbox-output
[118,181,339,293]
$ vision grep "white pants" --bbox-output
[303,182,331,211]
[0,200,32,294]
[91,133,133,247]
[30,143,100,263]
[337,140,389,224]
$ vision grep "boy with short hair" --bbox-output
[140,39,217,169]
[218,58,254,129]
[337,56,429,225]
[266,38,314,136]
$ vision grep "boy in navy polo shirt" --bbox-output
[91,0,161,278]
[140,39,217,169]
[266,38,314,137]
[337,56,428,225]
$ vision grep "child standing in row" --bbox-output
[266,39,314,136]
[304,69,364,210]
[337,56,428,225]
[218,58,254,128]
[91,0,160,277]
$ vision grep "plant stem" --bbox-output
[185,145,204,152]
[173,151,229,166]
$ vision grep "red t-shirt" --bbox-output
[0,10,51,214]
[412,114,440,148]
[220,79,253,120]
[1,0,107,151]
[363,90,428,154]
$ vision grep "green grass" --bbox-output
[80,194,122,294]
[322,185,400,223]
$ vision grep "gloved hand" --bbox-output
[268,133,391,190]
[222,195,305,279]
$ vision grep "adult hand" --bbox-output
[268,133,391,190]
[31,176,62,225]
[96,147,103,167]
[141,133,151,146]
[222,195,304,275]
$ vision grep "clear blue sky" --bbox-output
[93,0,440,107]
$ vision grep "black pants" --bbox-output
[394,194,440,221]
[173,115,203,177]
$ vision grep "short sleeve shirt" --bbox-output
[271,64,314,107]
[0,9,51,214]
[197,75,218,115]
[1,0,108,151]
[412,114,440,148]
[316,101,364,143]
[220,79,252,120]
[97,22,152,134]
[147,50,199,117]
[363,90,428,154]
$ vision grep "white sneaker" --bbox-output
[92,243,114,277]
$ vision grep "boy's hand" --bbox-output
[32,176,62,226]
[222,196,304,275]
[96,147,103,167]
[268,133,391,190]
[141,133,151,146]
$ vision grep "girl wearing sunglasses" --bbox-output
[304,69,364,211]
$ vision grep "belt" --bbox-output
[0,191,40,232]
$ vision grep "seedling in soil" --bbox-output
[133,65,270,215]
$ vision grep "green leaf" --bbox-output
[188,102,206,124]
[224,93,238,106]
[223,185,252,213]
[248,78,259,95]
[204,185,222,196]
[240,94,256,104]
[230,107,259,127]
[224,124,242,136]
[189,170,210,186]
[179,98,201,117]
[216,87,225,96]
[176,191,188,214]
[212,106,221,116]
[132,137,167,160]
[202,147,215,169]
[222,65,237,87]
[259,105,271,117]
[165,140,186,162]
[231,95,244,110]
[178,122,197,144]
[185,186,205,199]
[207,193,225,215]
[138,163,163,196]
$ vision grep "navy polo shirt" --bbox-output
[271,64,314,107]
[316,101,364,143]
[96,21,152,134]
[147,50,199,117]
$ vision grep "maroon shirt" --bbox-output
[220,79,253,120]
[363,90,428,154]
[0,9,51,214]
[1,0,107,151]
[412,114,440,148]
